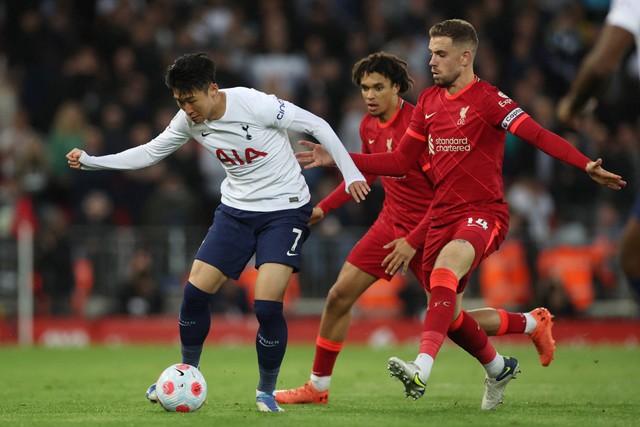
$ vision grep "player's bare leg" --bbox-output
[468,307,556,367]
[276,264,377,404]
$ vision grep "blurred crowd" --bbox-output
[0,0,638,317]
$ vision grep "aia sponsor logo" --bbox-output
[216,148,267,166]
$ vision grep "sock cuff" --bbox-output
[431,268,459,292]
[316,335,344,352]
[184,281,214,301]
[254,299,284,316]
[496,308,509,336]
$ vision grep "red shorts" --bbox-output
[346,216,425,285]
[422,210,508,293]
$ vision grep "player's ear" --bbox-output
[208,83,218,96]
[461,50,472,67]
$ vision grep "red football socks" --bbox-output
[311,336,344,377]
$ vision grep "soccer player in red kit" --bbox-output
[277,52,556,406]
[295,20,625,410]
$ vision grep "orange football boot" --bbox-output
[529,307,556,367]
[275,381,328,404]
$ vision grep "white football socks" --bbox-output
[483,353,506,378]
[524,312,536,334]
[310,374,331,392]
[414,353,434,380]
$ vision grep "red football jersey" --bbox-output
[408,77,525,225]
[319,100,433,234]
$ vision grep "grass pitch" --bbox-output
[0,343,638,427]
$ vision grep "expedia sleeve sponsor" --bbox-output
[500,107,524,130]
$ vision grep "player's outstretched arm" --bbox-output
[295,140,369,202]
[557,25,634,127]
[295,140,337,169]
[586,158,626,190]
[66,148,85,169]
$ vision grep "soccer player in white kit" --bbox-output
[557,0,640,315]
[66,52,370,412]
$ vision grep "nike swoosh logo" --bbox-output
[413,374,426,388]
[425,112,436,119]
[497,366,511,381]
[175,369,185,376]
[201,131,213,137]
[286,251,298,257]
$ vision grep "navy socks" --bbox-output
[254,299,287,394]
[179,281,213,368]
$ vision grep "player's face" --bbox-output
[173,84,218,123]
[428,36,464,88]
[359,72,399,122]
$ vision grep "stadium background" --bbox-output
[0,0,639,346]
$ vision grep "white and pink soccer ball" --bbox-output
[155,363,207,412]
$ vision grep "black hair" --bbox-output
[351,51,414,94]
[165,52,216,95]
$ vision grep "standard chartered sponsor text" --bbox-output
[435,137,470,152]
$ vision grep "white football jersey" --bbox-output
[79,87,364,211]
[607,0,640,80]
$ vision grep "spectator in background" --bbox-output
[34,206,75,315]
[116,248,164,316]
[0,107,48,195]
[45,101,89,206]
[557,0,640,313]
[142,172,204,227]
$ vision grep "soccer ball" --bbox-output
[155,363,207,412]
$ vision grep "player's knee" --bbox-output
[326,285,356,312]
[253,299,284,321]
[182,281,214,310]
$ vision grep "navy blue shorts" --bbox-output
[194,202,312,280]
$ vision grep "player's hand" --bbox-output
[347,181,370,203]
[586,158,626,190]
[382,238,416,276]
[556,96,576,128]
[556,96,596,128]
[66,148,85,169]
[295,140,337,169]
[309,206,325,226]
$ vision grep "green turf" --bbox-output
[0,343,638,427]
